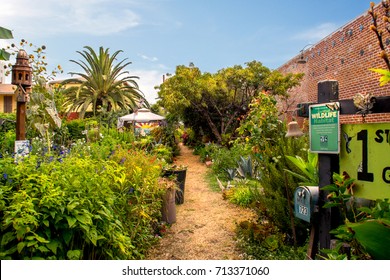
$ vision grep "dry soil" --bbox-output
[146,143,256,260]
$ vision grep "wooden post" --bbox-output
[307,80,340,259]
[16,99,26,140]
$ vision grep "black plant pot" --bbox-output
[162,169,187,204]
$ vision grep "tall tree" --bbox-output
[157,61,302,144]
[63,46,145,118]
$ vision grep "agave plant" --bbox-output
[236,156,253,179]
[225,168,237,180]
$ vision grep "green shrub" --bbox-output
[0,130,15,156]
[235,220,307,260]
[0,145,164,260]
[225,179,262,207]
[151,125,180,157]
[64,119,86,141]
[211,143,248,179]
[0,113,16,156]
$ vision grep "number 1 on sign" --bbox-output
[357,129,374,182]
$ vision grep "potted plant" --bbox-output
[161,164,187,204]
[158,178,177,224]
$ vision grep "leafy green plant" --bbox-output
[0,142,165,260]
[285,151,318,186]
[210,143,249,180]
[224,179,261,207]
[235,220,306,260]
[321,173,390,260]
[322,173,355,221]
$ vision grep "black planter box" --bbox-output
[162,169,187,204]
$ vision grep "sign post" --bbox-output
[306,80,340,259]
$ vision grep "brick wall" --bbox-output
[278,3,390,124]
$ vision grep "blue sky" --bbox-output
[1,0,377,103]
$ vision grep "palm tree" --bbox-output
[62,46,146,118]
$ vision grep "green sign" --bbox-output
[309,103,340,153]
[340,123,390,200]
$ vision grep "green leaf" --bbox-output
[321,185,339,192]
[0,26,14,39]
[358,207,372,215]
[76,214,92,225]
[0,49,11,61]
[49,211,56,219]
[323,202,340,208]
[37,245,50,253]
[43,220,49,227]
[66,216,77,228]
[1,232,15,246]
[46,240,60,254]
[26,240,38,247]
[349,220,390,259]
[17,242,26,253]
[67,250,81,260]
[67,200,80,211]
[369,68,390,86]
[2,246,17,256]
[33,233,49,244]
[62,230,72,246]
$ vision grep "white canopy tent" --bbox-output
[117,108,165,129]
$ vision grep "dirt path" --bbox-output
[147,143,256,260]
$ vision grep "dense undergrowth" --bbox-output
[0,117,179,260]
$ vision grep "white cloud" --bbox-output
[139,54,158,62]
[292,23,338,42]
[131,69,164,104]
[1,0,141,36]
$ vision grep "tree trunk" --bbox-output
[197,106,222,143]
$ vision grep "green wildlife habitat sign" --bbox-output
[309,103,340,153]
[340,123,390,200]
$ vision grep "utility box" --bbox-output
[294,186,319,222]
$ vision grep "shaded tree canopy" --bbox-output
[157,61,303,144]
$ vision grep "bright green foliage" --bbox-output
[0,113,16,155]
[157,62,302,144]
[0,145,164,260]
[64,119,87,140]
[109,147,164,255]
[63,46,145,118]
[369,68,390,86]
[206,89,310,245]
[322,173,355,221]
[235,92,284,156]
[285,151,318,186]
[210,143,249,180]
[225,179,262,207]
[322,173,390,260]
